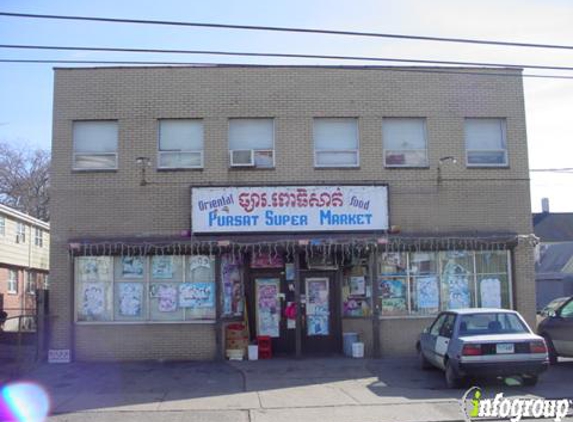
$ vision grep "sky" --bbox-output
[0,0,572,212]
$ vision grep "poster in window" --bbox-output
[256,279,280,338]
[77,257,111,282]
[285,263,295,281]
[152,256,174,279]
[349,276,366,296]
[379,279,407,313]
[306,278,329,316]
[443,260,471,309]
[179,282,215,308]
[118,283,143,316]
[416,276,439,309]
[150,283,177,312]
[189,255,211,272]
[121,257,144,279]
[81,282,106,317]
[222,255,243,317]
[480,278,501,308]
[307,315,329,336]
[251,253,284,268]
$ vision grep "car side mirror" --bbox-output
[548,309,557,318]
[423,327,429,334]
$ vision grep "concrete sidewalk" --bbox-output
[1,357,572,422]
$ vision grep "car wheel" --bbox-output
[523,375,538,386]
[418,347,432,370]
[445,360,463,389]
[542,335,558,365]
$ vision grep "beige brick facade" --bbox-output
[50,66,535,360]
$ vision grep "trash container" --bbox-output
[343,332,358,357]
[352,342,364,358]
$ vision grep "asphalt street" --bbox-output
[1,357,572,422]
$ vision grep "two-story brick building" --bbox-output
[49,65,536,361]
[0,204,50,331]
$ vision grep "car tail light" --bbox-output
[530,340,547,354]
[462,344,482,356]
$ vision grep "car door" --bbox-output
[552,299,573,356]
[434,313,456,370]
[425,313,447,366]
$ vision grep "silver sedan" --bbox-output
[417,309,549,388]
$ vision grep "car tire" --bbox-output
[542,335,558,365]
[523,375,538,386]
[445,360,463,389]
[418,347,432,370]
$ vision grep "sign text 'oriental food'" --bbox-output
[191,186,388,233]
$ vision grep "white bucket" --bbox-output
[248,345,259,361]
[352,342,364,358]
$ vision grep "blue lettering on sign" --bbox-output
[265,210,308,226]
[319,210,373,226]
[208,211,259,227]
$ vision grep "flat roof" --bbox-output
[53,64,524,72]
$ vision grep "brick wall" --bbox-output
[51,66,533,359]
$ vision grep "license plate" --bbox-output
[496,343,514,354]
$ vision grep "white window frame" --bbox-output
[16,222,26,243]
[72,120,119,171]
[382,118,429,168]
[34,227,43,247]
[376,250,512,319]
[8,269,18,294]
[313,118,359,168]
[74,255,217,325]
[0,215,5,236]
[228,118,276,169]
[26,271,36,295]
[465,118,508,167]
[157,119,204,169]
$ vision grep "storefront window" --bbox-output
[375,250,511,317]
[342,264,371,317]
[221,254,244,318]
[378,253,408,316]
[440,251,475,310]
[475,251,511,309]
[409,252,439,316]
[75,255,216,323]
[76,257,113,322]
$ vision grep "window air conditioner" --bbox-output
[230,149,255,167]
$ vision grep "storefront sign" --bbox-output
[191,185,388,233]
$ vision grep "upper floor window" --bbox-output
[382,118,428,167]
[35,227,43,247]
[0,215,5,236]
[73,121,118,170]
[8,269,18,294]
[314,118,359,167]
[465,118,508,167]
[229,118,274,168]
[16,222,25,243]
[158,119,204,169]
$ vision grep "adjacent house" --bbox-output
[533,204,573,309]
[50,65,536,361]
[0,204,50,331]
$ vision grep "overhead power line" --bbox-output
[2,59,573,80]
[2,44,573,73]
[1,11,573,52]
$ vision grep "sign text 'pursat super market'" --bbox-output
[191,186,388,233]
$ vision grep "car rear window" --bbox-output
[459,313,529,336]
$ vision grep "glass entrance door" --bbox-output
[302,273,340,354]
